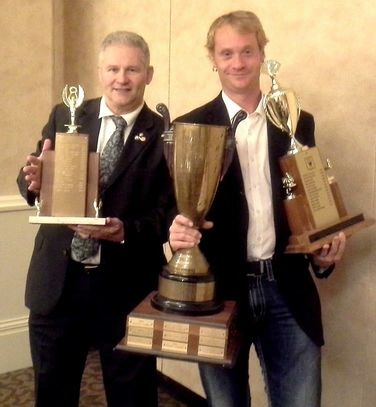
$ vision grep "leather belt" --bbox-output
[245,258,273,277]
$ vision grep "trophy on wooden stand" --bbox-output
[29,85,105,225]
[117,104,246,365]
[263,60,374,253]
[152,107,248,316]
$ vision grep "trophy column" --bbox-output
[29,85,104,225]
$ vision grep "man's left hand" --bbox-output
[69,217,125,243]
[311,231,346,269]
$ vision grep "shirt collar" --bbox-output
[98,97,144,127]
[221,90,265,121]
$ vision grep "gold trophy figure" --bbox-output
[29,85,104,225]
[62,85,85,133]
[263,60,374,253]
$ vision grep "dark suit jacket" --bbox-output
[175,93,326,346]
[17,98,174,317]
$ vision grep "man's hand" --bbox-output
[69,217,125,243]
[311,232,346,269]
[169,214,213,251]
[23,139,52,193]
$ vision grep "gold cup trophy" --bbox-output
[117,104,246,365]
[29,85,105,225]
[263,60,374,253]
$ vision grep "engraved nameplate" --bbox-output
[198,345,225,359]
[199,326,227,339]
[161,340,188,354]
[163,321,189,333]
[295,148,339,227]
[199,335,226,348]
[127,326,154,338]
[128,317,155,329]
[52,133,88,217]
[126,335,153,349]
[162,330,189,343]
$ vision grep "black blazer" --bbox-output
[175,93,325,346]
[17,99,174,316]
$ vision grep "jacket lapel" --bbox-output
[102,104,156,190]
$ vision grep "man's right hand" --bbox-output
[23,139,52,194]
[169,214,213,251]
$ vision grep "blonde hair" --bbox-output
[206,10,269,54]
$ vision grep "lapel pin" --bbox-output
[134,133,146,142]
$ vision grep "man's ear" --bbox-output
[146,66,154,84]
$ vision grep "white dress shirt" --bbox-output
[97,97,143,153]
[222,91,276,261]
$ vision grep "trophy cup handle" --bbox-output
[157,103,174,176]
[221,110,247,178]
[156,103,171,132]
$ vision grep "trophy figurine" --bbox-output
[263,60,374,253]
[117,105,246,365]
[29,85,105,225]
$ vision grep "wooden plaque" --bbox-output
[116,292,242,367]
[280,147,375,253]
[29,132,104,225]
[52,133,88,217]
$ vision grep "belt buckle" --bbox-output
[84,264,99,272]
[246,259,272,278]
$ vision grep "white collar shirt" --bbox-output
[97,97,143,153]
[221,91,276,261]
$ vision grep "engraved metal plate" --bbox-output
[198,345,225,359]
[199,326,227,339]
[163,321,189,333]
[199,335,226,348]
[126,335,153,349]
[161,340,188,354]
[128,317,155,329]
[127,326,154,338]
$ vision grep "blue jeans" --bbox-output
[199,270,321,407]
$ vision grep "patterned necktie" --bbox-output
[100,115,127,189]
[71,115,127,262]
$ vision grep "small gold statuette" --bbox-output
[62,84,85,133]
[262,60,374,253]
[29,85,105,225]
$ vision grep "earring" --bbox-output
[212,66,218,72]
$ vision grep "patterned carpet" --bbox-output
[0,350,206,406]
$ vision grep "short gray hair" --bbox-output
[99,31,150,66]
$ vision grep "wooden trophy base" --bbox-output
[116,292,241,367]
[285,213,375,253]
[29,216,106,225]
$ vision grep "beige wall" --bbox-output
[1,0,375,405]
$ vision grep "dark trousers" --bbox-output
[29,262,157,407]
